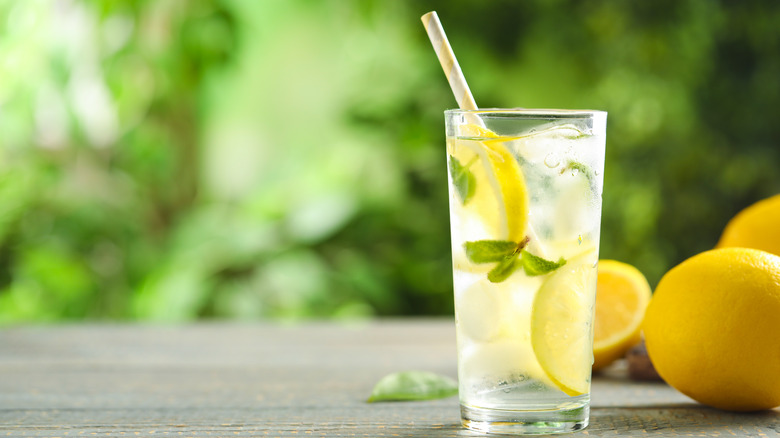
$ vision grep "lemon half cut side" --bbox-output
[592,260,652,371]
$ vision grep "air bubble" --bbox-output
[544,153,561,168]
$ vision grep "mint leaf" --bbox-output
[566,160,590,175]
[521,250,567,276]
[449,156,477,205]
[367,371,458,402]
[464,240,518,263]
[487,252,521,283]
[564,160,598,193]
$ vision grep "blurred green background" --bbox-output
[1,0,778,323]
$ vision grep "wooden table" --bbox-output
[1,320,778,437]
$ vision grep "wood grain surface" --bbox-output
[0,320,778,437]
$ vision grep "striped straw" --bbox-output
[421,11,478,110]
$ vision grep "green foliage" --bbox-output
[0,0,779,322]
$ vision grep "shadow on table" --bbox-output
[590,403,780,435]
[378,409,780,437]
[375,404,779,437]
[344,423,479,438]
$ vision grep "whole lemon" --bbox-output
[717,194,780,256]
[643,248,780,411]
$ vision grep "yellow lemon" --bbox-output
[531,250,597,396]
[717,194,780,256]
[450,124,529,242]
[643,248,780,411]
[592,260,652,371]
[478,139,528,242]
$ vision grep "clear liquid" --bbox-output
[447,122,604,433]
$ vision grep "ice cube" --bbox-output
[456,279,503,342]
[459,338,542,389]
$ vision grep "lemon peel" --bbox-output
[716,194,780,257]
[643,248,780,412]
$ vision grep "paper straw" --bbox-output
[421,11,478,111]
[421,12,549,258]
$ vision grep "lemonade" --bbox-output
[446,109,606,434]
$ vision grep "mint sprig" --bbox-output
[463,238,566,282]
[449,156,477,205]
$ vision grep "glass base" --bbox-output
[461,403,589,435]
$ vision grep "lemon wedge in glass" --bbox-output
[530,249,597,396]
[451,124,528,243]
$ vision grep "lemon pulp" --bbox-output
[592,260,651,371]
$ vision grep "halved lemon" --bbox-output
[530,250,597,396]
[592,260,651,371]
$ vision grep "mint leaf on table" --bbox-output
[463,240,518,263]
[367,371,458,402]
[521,251,567,276]
[487,252,520,283]
[448,156,477,205]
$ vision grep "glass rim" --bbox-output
[445,108,606,118]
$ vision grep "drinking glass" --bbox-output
[446,109,607,434]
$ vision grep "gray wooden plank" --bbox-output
[0,320,777,437]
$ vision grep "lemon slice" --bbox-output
[530,250,597,396]
[480,141,528,242]
[454,124,529,242]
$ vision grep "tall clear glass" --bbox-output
[445,109,607,434]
